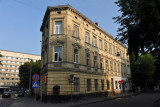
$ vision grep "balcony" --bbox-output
[41,62,106,75]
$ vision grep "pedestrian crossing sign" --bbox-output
[32,81,39,88]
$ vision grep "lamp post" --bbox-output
[29,59,32,95]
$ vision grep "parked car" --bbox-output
[2,89,11,98]
[18,90,24,97]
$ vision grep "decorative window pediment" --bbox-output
[51,40,64,46]
[85,48,90,53]
[72,43,81,49]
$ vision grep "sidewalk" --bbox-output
[10,92,140,107]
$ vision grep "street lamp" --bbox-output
[29,59,32,95]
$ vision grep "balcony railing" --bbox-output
[41,62,106,75]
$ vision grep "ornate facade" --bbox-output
[40,5,131,97]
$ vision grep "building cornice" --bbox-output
[40,4,127,49]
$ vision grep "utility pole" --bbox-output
[29,59,32,95]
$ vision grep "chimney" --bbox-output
[95,22,98,26]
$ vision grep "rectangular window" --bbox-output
[74,77,79,92]
[55,21,62,34]
[86,53,90,65]
[113,46,115,55]
[95,79,98,91]
[114,62,116,72]
[99,39,102,49]
[109,44,112,54]
[93,36,96,46]
[110,61,113,71]
[107,80,110,90]
[87,79,91,92]
[94,56,97,68]
[105,42,107,52]
[101,80,104,91]
[74,49,78,63]
[74,25,79,37]
[105,60,108,70]
[115,81,118,89]
[100,58,103,69]
[86,32,90,43]
[54,46,62,62]
[118,64,120,72]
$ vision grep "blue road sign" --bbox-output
[32,74,39,81]
[32,81,39,88]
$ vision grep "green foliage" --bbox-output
[113,0,160,57]
[0,54,2,65]
[19,60,41,88]
[131,53,156,87]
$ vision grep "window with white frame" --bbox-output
[85,32,90,43]
[86,53,90,65]
[109,44,112,54]
[7,61,11,63]
[74,49,78,63]
[2,69,5,71]
[107,80,110,90]
[87,79,91,92]
[3,65,6,67]
[74,77,79,92]
[93,36,96,46]
[94,56,97,68]
[110,61,113,71]
[118,64,120,72]
[105,42,107,52]
[74,25,79,37]
[100,58,103,69]
[101,80,104,91]
[8,56,11,59]
[105,60,108,70]
[115,81,118,89]
[55,21,62,34]
[113,46,115,55]
[3,60,6,63]
[95,79,98,91]
[114,62,116,72]
[54,46,62,62]
[99,39,102,49]
[12,57,16,60]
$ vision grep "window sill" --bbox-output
[72,36,81,40]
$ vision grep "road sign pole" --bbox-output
[29,59,32,96]
[35,88,36,101]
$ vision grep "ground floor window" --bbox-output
[87,79,91,92]
[107,80,110,90]
[95,79,98,91]
[101,80,104,91]
[74,77,79,92]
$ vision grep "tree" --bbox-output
[0,54,2,64]
[113,0,160,85]
[131,53,156,88]
[19,60,41,89]
[113,0,160,57]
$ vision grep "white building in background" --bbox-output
[0,50,41,87]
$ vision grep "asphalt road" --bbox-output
[78,92,160,107]
[0,94,15,107]
[1,92,160,107]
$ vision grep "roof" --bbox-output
[40,5,127,49]
[0,49,41,56]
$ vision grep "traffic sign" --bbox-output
[32,74,39,81]
[32,81,39,88]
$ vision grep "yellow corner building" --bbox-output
[40,5,131,97]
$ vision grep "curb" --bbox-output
[69,93,140,107]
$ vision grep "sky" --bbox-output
[0,0,121,55]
